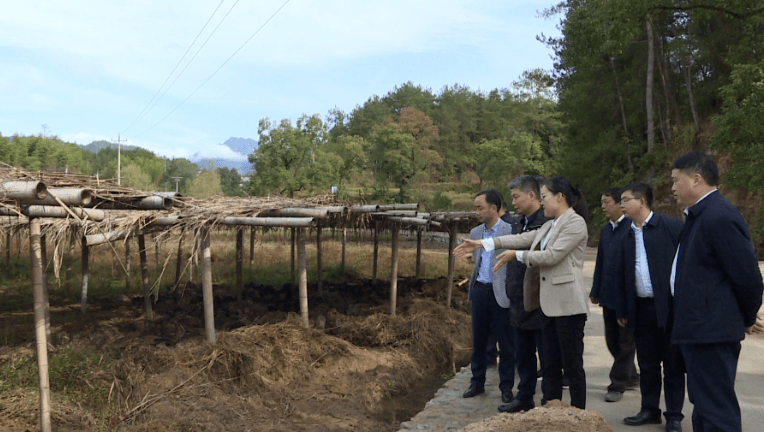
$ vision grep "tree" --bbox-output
[121,164,155,191]
[369,108,442,202]
[186,170,223,199]
[218,167,245,197]
[249,114,338,197]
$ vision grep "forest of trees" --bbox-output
[2,1,762,249]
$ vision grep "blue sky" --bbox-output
[0,0,561,163]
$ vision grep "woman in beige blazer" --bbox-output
[455,176,590,409]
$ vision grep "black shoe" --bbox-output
[462,385,485,398]
[498,398,535,413]
[665,419,682,432]
[623,410,662,426]
[501,390,514,403]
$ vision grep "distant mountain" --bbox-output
[81,140,141,153]
[191,137,257,174]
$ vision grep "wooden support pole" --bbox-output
[64,230,74,299]
[316,225,323,296]
[390,224,400,316]
[81,237,89,314]
[341,227,347,275]
[125,238,131,293]
[297,227,309,328]
[40,232,51,342]
[290,227,296,285]
[138,234,154,321]
[446,227,457,308]
[174,228,185,287]
[416,228,423,279]
[5,231,11,273]
[29,218,52,432]
[201,228,216,343]
[190,230,198,283]
[372,222,379,283]
[236,228,243,302]
[249,227,255,267]
[154,234,160,267]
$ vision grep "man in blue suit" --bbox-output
[618,183,685,432]
[670,152,763,432]
[463,189,515,404]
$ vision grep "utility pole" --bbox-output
[112,134,127,185]
[171,177,182,193]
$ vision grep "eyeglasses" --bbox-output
[620,196,637,204]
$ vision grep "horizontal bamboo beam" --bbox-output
[386,216,429,226]
[25,188,93,206]
[378,203,419,211]
[1,181,48,201]
[222,217,314,227]
[85,229,130,247]
[136,196,173,210]
[23,205,105,221]
[350,205,380,213]
[258,208,331,218]
[371,210,418,217]
[147,216,181,227]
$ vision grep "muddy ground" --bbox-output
[0,275,474,432]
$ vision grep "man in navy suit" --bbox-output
[670,152,763,432]
[589,186,639,403]
[618,183,685,432]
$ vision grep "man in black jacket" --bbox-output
[670,152,763,432]
[497,175,551,413]
[590,186,638,403]
[618,183,685,432]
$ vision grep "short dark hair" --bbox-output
[623,182,653,209]
[672,151,719,186]
[602,186,623,204]
[543,176,589,223]
[508,175,541,200]
[476,189,504,212]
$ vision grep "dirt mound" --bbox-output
[461,400,614,432]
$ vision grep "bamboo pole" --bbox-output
[125,238,131,293]
[190,230,198,283]
[138,234,154,321]
[154,234,159,267]
[201,228,216,343]
[297,227,309,328]
[81,237,89,314]
[341,227,347,275]
[5,231,10,274]
[372,222,379,283]
[174,227,185,286]
[63,230,74,299]
[25,187,93,206]
[29,218,52,432]
[446,226,457,308]
[316,225,323,296]
[236,228,243,302]
[249,227,255,267]
[20,205,105,221]
[222,216,314,227]
[390,224,400,316]
[0,180,47,201]
[40,232,51,342]
[416,228,423,279]
[290,227,295,285]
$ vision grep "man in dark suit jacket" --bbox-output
[670,152,764,432]
[589,186,638,403]
[498,175,551,413]
[463,189,516,404]
[618,183,685,432]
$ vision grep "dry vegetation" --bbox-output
[0,230,475,431]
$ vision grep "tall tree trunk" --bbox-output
[646,21,656,184]
[610,57,634,171]
[653,22,683,126]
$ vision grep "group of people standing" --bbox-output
[454,151,764,432]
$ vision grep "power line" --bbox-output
[130,0,291,139]
[121,0,226,135]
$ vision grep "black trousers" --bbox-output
[634,297,685,421]
[602,306,638,392]
[680,341,742,432]
[514,326,545,403]
[470,281,515,392]
[542,313,587,409]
